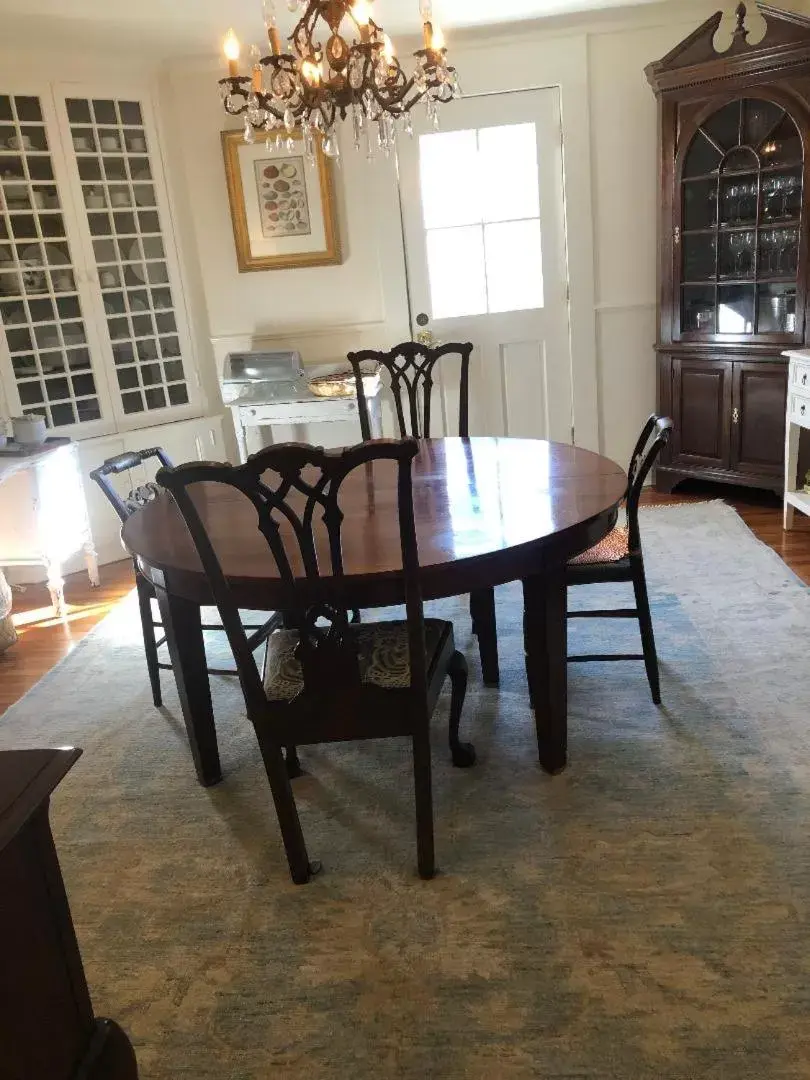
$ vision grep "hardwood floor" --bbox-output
[1,482,809,717]
[0,559,135,715]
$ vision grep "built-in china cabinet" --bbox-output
[0,84,224,567]
[646,3,810,494]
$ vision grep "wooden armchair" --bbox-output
[90,448,279,707]
[156,438,475,884]
[348,341,499,687]
[566,415,674,702]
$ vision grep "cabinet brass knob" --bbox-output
[732,407,740,424]
[674,226,681,246]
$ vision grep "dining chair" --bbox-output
[347,341,499,688]
[90,448,280,707]
[565,415,673,703]
[156,439,475,885]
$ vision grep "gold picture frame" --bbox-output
[221,128,341,272]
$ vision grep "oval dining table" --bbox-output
[122,437,626,786]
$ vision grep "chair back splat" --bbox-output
[157,439,425,724]
[348,341,472,439]
[90,447,173,523]
[625,415,673,551]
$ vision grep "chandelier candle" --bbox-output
[219,0,460,161]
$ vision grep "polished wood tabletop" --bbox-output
[123,437,627,608]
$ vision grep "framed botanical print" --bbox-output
[221,129,341,272]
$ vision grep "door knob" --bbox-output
[415,313,436,346]
[732,407,740,424]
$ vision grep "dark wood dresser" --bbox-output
[0,748,138,1079]
[646,3,810,495]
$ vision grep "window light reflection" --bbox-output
[443,437,554,558]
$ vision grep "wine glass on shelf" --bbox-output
[723,183,737,225]
[773,230,789,277]
[741,181,757,223]
[759,230,775,276]
[785,228,800,276]
[783,176,800,220]
[728,232,743,277]
[762,177,777,222]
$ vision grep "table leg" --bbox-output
[523,566,568,774]
[153,583,222,787]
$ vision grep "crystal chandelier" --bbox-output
[219,0,460,161]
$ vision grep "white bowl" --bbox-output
[12,415,47,445]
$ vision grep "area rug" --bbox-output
[3,501,810,1079]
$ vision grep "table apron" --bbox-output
[136,507,619,610]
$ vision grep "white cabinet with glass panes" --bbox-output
[0,85,201,442]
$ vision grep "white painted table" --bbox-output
[0,439,99,616]
[228,374,384,463]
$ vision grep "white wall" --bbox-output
[0,1,733,470]
[161,0,728,467]
[160,61,411,376]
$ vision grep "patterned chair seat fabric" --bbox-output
[568,525,630,566]
[264,619,449,701]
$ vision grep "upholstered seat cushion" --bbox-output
[263,619,449,701]
[568,525,630,566]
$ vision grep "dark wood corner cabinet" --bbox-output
[646,3,810,494]
[0,748,138,1080]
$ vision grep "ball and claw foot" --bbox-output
[451,740,476,768]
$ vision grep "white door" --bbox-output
[397,88,573,441]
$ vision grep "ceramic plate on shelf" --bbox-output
[43,243,69,267]
[20,245,43,266]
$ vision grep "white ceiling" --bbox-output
[0,0,671,58]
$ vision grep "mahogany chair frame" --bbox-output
[565,415,674,703]
[348,341,499,687]
[90,448,279,707]
[156,439,473,885]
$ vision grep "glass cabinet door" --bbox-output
[0,92,114,435]
[58,92,196,425]
[678,98,804,341]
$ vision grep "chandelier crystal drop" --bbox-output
[218,0,460,162]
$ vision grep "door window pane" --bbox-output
[478,123,540,223]
[419,122,544,318]
[426,226,487,319]
[484,220,544,313]
[419,130,480,230]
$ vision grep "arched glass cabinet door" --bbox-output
[677,97,805,341]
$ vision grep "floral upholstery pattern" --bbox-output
[568,524,630,566]
[263,619,449,700]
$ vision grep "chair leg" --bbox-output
[411,727,435,880]
[285,746,304,778]
[632,558,661,705]
[469,587,500,687]
[136,577,162,707]
[256,734,319,885]
[447,651,475,768]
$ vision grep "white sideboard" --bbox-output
[783,348,810,529]
[0,439,98,614]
